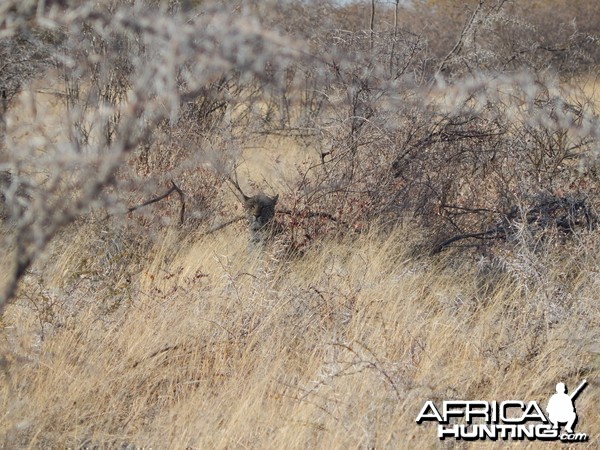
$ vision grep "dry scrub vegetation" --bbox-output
[0,0,599,448]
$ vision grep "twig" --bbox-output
[201,215,246,236]
[224,166,250,203]
[126,180,186,225]
[369,0,375,52]
[431,228,503,255]
[278,208,338,223]
[435,0,484,77]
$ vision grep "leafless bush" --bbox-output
[1,0,599,312]
[1,2,599,447]
[0,0,302,310]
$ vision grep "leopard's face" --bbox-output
[245,199,263,219]
[244,193,278,230]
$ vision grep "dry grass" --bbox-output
[0,222,598,448]
[0,4,599,447]
[4,71,71,153]
[238,134,320,194]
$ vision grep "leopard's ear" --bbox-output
[272,194,279,204]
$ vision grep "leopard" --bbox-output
[226,172,280,245]
[243,192,279,244]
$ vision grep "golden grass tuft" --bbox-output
[0,224,598,448]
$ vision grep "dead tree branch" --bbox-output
[127,180,186,225]
[435,0,484,77]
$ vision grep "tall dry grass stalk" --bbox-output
[1,225,598,448]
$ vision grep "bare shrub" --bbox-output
[0,0,308,310]
[0,1,599,448]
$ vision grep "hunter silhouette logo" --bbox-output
[416,379,589,442]
[547,380,586,434]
